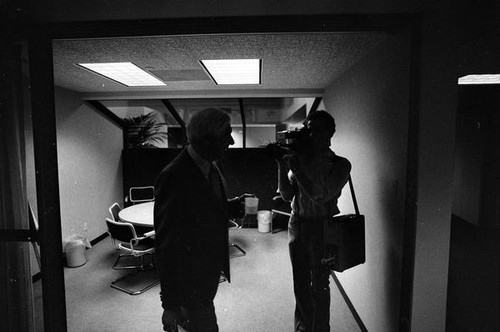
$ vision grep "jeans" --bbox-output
[289,217,331,332]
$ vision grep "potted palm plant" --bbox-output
[123,112,169,148]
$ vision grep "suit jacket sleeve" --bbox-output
[154,168,186,309]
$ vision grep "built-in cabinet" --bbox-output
[122,148,283,212]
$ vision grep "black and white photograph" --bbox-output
[1,1,499,331]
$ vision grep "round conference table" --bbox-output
[118,201,154,227]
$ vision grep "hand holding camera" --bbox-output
[266,127,311,159]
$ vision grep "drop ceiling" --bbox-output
[52,32,388,99]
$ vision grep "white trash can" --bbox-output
[65,238,87,267]
[257,210,272,233]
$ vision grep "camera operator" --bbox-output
[275,110,351,332]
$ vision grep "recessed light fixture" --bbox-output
[458,74,500,85]
[200,59,261,85]
[77,62,166,86]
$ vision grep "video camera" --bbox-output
[266,126,311,159]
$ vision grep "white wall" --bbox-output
[55,87,124,243]
[322,30,411,332]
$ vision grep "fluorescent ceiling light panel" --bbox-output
[77,62,166,86]
[458,74,500,85]
[200,59,261,85]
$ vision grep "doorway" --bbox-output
[4,15,418,331]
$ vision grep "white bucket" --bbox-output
[65,242,87,267]
[257,210,272,233]
[245,197,259,215]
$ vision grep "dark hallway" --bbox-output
[446,215,500,331]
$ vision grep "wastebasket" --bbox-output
[64,234,90,267]
[257,210,272,233]
[65,240,87,267]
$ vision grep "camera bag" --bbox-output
[322,175,365,272]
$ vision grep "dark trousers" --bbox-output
[175,267,221,332]
[179,301,218,332]
[289,218,331,332]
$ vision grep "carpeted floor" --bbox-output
[35,215,500,331]
[36,228,361,331]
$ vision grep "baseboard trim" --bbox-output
[32,233,109,283]
[32,272,42,283]
[90,232,109,246]
[331,271,368,332]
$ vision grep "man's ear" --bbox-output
[196,138,216,156]
[202,138,216,149]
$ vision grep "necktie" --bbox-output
[209,162,223,203]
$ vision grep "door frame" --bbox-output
[14,14,421,331]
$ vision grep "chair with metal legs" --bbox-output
[128,186,155,204]
[105,218,159,295]
[108,203,122,248]
[228,219,246,258]
[108,202,121,221]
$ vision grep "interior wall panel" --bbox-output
[322,29,411,332]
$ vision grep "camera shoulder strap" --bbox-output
[348,175,360,215]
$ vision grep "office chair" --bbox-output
[228,219,246,258]
[108,203,122,248]
[270,195,291,233]
[108,202,121,221]
[219,271,228,283]
[128,186,155,204]
[105,218,159,295]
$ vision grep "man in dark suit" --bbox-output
[154,108,246,332]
